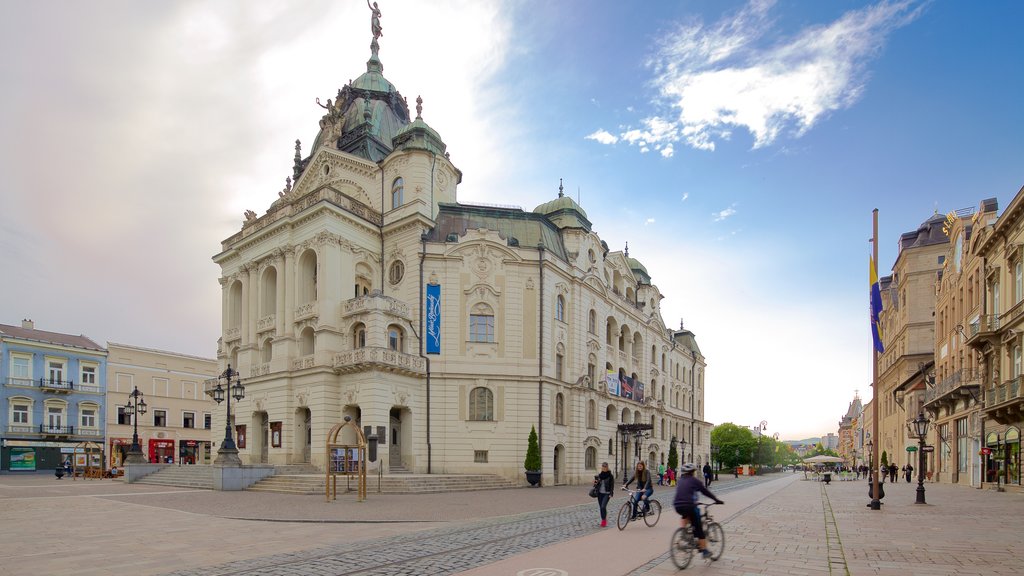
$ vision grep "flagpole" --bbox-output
[870,208,881,511]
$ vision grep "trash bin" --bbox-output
[823,473,832,484]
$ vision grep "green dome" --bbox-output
[533,182,592,231]
[533,195,589,221]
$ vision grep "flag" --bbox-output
[870,257,885,354]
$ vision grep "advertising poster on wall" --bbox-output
[9,448,35,471]
[606,372,620,396]
[634,380,645,403]
[426,284,441,354]
[621,375,634,400]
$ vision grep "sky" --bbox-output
[2,0,1022,441]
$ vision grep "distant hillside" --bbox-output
[784,438,821,447]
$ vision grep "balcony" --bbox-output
[295,302,319,322]
[342,294,410,320]
[965,314,1000,349]
[5,377,34,388]
[76,428,102,437]
[6,425,36,435]
[256,314,276,333]
[38,378,74,393]
[40,425,74,437]
[923,368,982,412]
[984,376,1024,425]
[332,347,425,377]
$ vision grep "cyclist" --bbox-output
[623,461,654,519]
[674,463,724,560]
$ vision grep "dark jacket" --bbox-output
[702,464,712,476]
[594,470,614,495]
[673,474,719,509]
[625,469,653,490]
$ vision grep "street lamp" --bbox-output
[679,437,688,466]
[911,412,930,504]
[123,386,148,464]
[710,444,719,480]
[212,365,246,466]
[753,421,767,467]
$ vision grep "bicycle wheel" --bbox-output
[670,528,693,569]
[643,500,662,527]
[705,521,725,560]
[616,501,632,530]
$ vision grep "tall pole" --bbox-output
[870,209,881,510]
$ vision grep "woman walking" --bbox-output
[594,462,615,527]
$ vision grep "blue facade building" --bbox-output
[1,320,107,472]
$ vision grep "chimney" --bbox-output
[22,319,34,330]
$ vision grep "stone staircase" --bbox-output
[247,473,517,495]
[133,465,215,490]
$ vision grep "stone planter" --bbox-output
[525,470,541,486]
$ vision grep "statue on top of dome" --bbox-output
[367,1,382,40]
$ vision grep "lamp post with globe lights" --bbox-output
[211,365,246,466]
[123,386,148,464]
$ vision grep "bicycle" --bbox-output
[670,502,724,569]
[616,486,661,530]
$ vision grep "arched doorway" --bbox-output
[389,408,402,470]
[553,444,565,485]
[294,407,311,464]
[252,411,269,464]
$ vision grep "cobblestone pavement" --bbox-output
[2,472,1022,575]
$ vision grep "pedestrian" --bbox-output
[904,463,913,483]
[666,466,676,486]
[674,463,724,561]
[658,462,666,486]
[593,462,614,528]
[888,463,898,483]
[702,462,713,487]
[623,461,654,519]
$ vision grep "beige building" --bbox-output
[210,19,709,484]
[106,343,218,467]
[929,200,998,487]
[966,188,1024,490]
[874,214,947,471]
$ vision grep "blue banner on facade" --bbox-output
[426,284,441,354]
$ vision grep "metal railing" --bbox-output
[925,368,983,404]
[39,425,74,435]
[986,377,1023,408]
[38,378,74,391]
[969,314,1000,337]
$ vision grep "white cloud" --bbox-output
[585,128,619,145]
[603,0,923,153]
[714,206,737,221]
[660,143,674,158]
[681,192,690,201]
[645,218,656,225]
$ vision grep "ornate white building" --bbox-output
[212,11,708,485]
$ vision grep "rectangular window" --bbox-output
[1015,346,1022,378]
[587,363,595,388]
[474,450,488,463]
[555,354,564,381]
[956,418,968,473]
[118,406,131,425]
[48,361,64,384]
[81,409,96,428]
[939,423,950,473]
[993,282,1000,315]
[13,404,29,424]
[47,407,63,430]
[81,365,96,385]
[469,314,495,343]
[1016,262,1023,304]
[183,412,195,429]
[154,410,167,427]
[11,355,31,385]
[204,413,212,429]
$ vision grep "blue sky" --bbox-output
[1,0,1021,440]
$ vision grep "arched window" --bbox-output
[632,333,643,360]
[608,438,614,455]
[555,393,565,425]
[555,343,565,381]
[298,249,317,303]
[261,338,273,363]
[469,303,495,343]
[587,354,596,388]
[469,387,493,421]
[299,327,315,356]
[555,295,565,322]
[606,318,617,346]
[606,404,615,421]
[388,261,405,285]
[587,399,596,429]
[261,267,277,316]
[621,408,630,423]
[228,280,242,329]
[661,353,666,371]
[352,323,366,349]
[387,325,404,352]
[391,177,404,209]
[588,309,597,335]
[585,446,597,470]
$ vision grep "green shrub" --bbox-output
[524,425,541,471]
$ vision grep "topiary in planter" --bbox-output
[524,425,542,485]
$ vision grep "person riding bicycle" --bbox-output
[623,461,654,519]
[674,463,724,560]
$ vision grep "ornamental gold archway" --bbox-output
[325,415,367,502]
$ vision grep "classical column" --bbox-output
[275,251,286,335]
[283,247,295,335]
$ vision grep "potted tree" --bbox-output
[524,425,542,486]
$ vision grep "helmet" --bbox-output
[681,463,697,473]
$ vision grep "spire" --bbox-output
[367,1,384,72]
[292,139,302,181]
[624,241,629,257]
[558,178,564,198]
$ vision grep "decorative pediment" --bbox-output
[465,283,501,304]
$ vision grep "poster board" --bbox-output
[325,417,367,502]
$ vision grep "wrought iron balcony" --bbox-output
[984,376,1024,425]
[38,378,74,392]
[39,425,74,436]
[923,368,982,410]
[965,314,1000,348]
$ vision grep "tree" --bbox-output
[667,439,678,471]
[524,426,541,471]
[710,423,756,469]
[881,450,889,467]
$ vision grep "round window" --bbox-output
[388,261,405,285]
